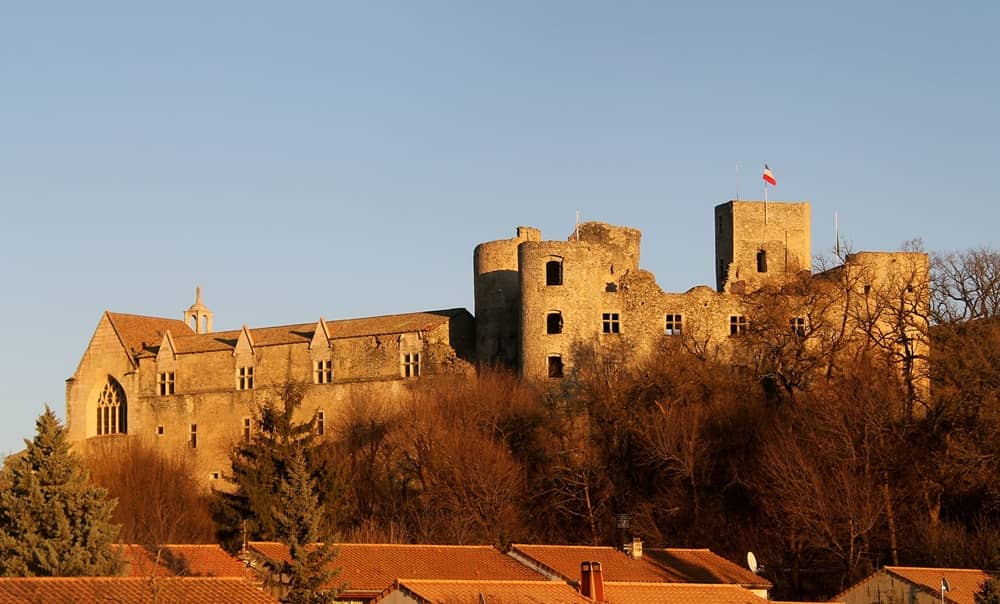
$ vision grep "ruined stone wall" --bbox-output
[474,227,540,367]
[518,223,641,381]
[715,201,811,292]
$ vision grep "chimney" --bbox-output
[580,561,605,602]
[628,537,643,559]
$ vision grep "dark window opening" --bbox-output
[665,314,683,336]
[548,355,564,378]
[602,312,621,334]
[756,249,768,273]
[190,424,198,449]
[546,312,563,334]
[730,315,748,335]
[546,260,563,286]
[790,317,806,337]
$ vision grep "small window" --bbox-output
[863,284,872,295]
[790,317,806,337]
[665,314,683,336]
[730,315,748,335]
[756,249,767,273]
[548,355,564,378]
[546,260,563,286]
[210,472,220,481]
[236,366,254,391]
[316,410,325,436]
[190,424,198,449]
[313,359,333,384]
[242,417,252,442]
[602,312,621,334]
[402,352,421,378]
[156,425,164,436]
[157,371,175,396]
[546,312,563,335]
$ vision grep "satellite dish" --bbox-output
[747,551,759,574]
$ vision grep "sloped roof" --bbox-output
[378,579,592,604]
[644,548,772,589]
[0,577,277,604]
[158,309,467,355]
[249,542,544,595]
[106,312,193,355]
[885,567,993,604]
[602,581,769,604]
[510,544,762,586]
[119,544,247,577]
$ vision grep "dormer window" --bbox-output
[157,371,175,396]
[236,366,254,390]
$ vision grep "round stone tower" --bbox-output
[473,226,541,367]
[518,222,641,380]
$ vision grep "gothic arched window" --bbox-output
[96,377,127,435]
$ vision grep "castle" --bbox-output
[66,200,929,483]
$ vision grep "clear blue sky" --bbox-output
[1,2,997,455]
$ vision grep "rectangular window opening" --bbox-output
[157,371,176,396]
[730,315,748,335]
[313,359,333,384]
[237,366,254,391]
[548,355,564,378]
[243,417,252,442]
[402,352,421,378]
[665,314,683,336]
[790,317,806,337]
[190,424,198,449]
[602,312,621,334]
[316,410,326,436]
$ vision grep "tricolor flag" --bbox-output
[762,164,777,186]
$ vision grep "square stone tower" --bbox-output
[714,200,811,292]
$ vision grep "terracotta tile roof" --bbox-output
[885,566,993,604]
[378,579,593,603]
[644,548,772,589]
[602,581,769,603]
[165,309,466,354]
[0,577,277,603]
[511,544,754,586]
[106,312,193,355]
[119,544,248,577]
[249,542,544,596]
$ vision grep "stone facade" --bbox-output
[474,200,928,386]
[66,306,474,485]
[67,199,928,483]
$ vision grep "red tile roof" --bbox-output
[508,544,768,589]
[378,579,592,603]
[119,544,248,577]
[249,542,544,596]
[106,312,192,355]
[885,567,993,604]
[602,581,769,604]
[0,577,277,604]
[644,548,772,589]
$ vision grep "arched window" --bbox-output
[546,312,563,334]
[96,377,127,435]
[546,259,563,286]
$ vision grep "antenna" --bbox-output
[747,551,759,574]
[835,210,840,258]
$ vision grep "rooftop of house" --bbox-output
[118,543,248,578]
[0,577,277,604]
[834,566,995,604]
[248,542,545,597]
[509,544,771,589]
[376,579,593,604]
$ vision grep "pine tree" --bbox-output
[217,381,329,545]
[266,448,340,604]
[976,578,1000,604]
[0,407,120,576]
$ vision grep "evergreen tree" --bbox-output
[0,407,120,576]
[976,578,1000,604]
[217,381,340,547]
[265,448,340,604]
